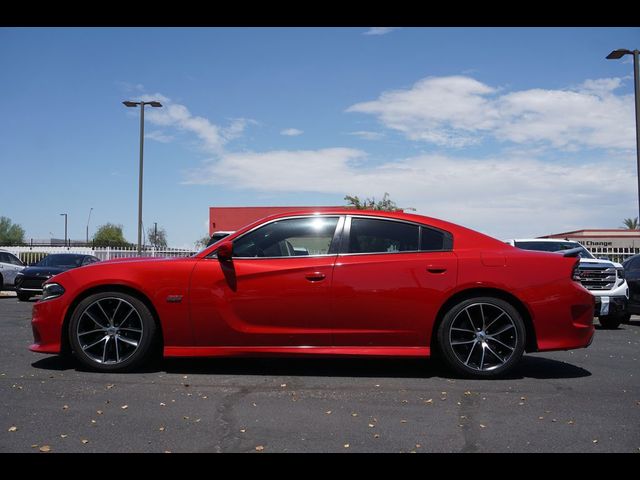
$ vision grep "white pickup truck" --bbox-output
[505,239,629,329]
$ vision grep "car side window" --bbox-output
[0,253,8,264]
[7,254,24,266]
[348,218,419,254]
[420,226,453,251]
[232,217,340,258]
[627,257,640,272]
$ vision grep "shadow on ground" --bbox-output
[32,353,591,381]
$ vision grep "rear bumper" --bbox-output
[530,282,595,352]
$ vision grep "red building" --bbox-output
[208,206,347,235]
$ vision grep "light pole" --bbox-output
[86,207,93,243]
[59,213,68,247]
[607,48,640,225]
[122,100,163,255]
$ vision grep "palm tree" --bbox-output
[622,217,639,230]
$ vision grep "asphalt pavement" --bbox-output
[1,292,639,453]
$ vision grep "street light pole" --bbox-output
[122,100,163,255]
[60,213,67,247]
[86,207,93,243]
[607,48,640,226]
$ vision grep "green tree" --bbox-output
[344,192,414,212]
[147,225,168,248]
[194,234,211,249]
[622,217,639,230]
[92,223,130,247]
[0,217,26,245]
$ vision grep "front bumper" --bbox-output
[29,296,67,354]
[594,295,627,317]
[15,276,47,294]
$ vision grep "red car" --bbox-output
[30,210,594,378]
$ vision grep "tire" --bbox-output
[68,292,156,372]
[17,292,32,301]
[437,297,526,378]
[620,313,632,324]
[599,314,622,329]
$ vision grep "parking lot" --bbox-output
[1,292,639,453]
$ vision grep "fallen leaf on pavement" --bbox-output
[8,426,17,432]
[82,439,89,444]
[39,445,51,452]
[255,445,265,452]
[121,405,128,410]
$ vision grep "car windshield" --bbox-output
[514,241,595,259]
[36,255,87,268]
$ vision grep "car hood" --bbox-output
[21,266,70,277]
[579,258,623,268]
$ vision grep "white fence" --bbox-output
[1,245,197,264]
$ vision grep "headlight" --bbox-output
[41,283,65,301]
[616,267,625,280]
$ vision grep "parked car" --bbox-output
[0,250,26,290]
[30,210,594,378]
[16,253,100,301]
[505,239,628,329]
[622,254,640,321]
[206,231,234,247]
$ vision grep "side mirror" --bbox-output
[216,241,233,262]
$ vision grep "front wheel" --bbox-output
[437,297,526,378]
[17,292,32,301]
[598,314,623,329]
[69,292,156,372]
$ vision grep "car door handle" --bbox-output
[426,265,447,274]
[305,272,326,282]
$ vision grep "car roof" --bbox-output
[197,208,510,258]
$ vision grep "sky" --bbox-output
[1,27,639,249]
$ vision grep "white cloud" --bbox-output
[363,27,399,36]
[182,148,636,238]
[348,131,385,140]
[280,128,304,136]
[132,93,253,155]
[145,130,174,143]
[347,75,636,150]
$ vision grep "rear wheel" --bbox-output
[437,297,526,378]
[69,292,156,372]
